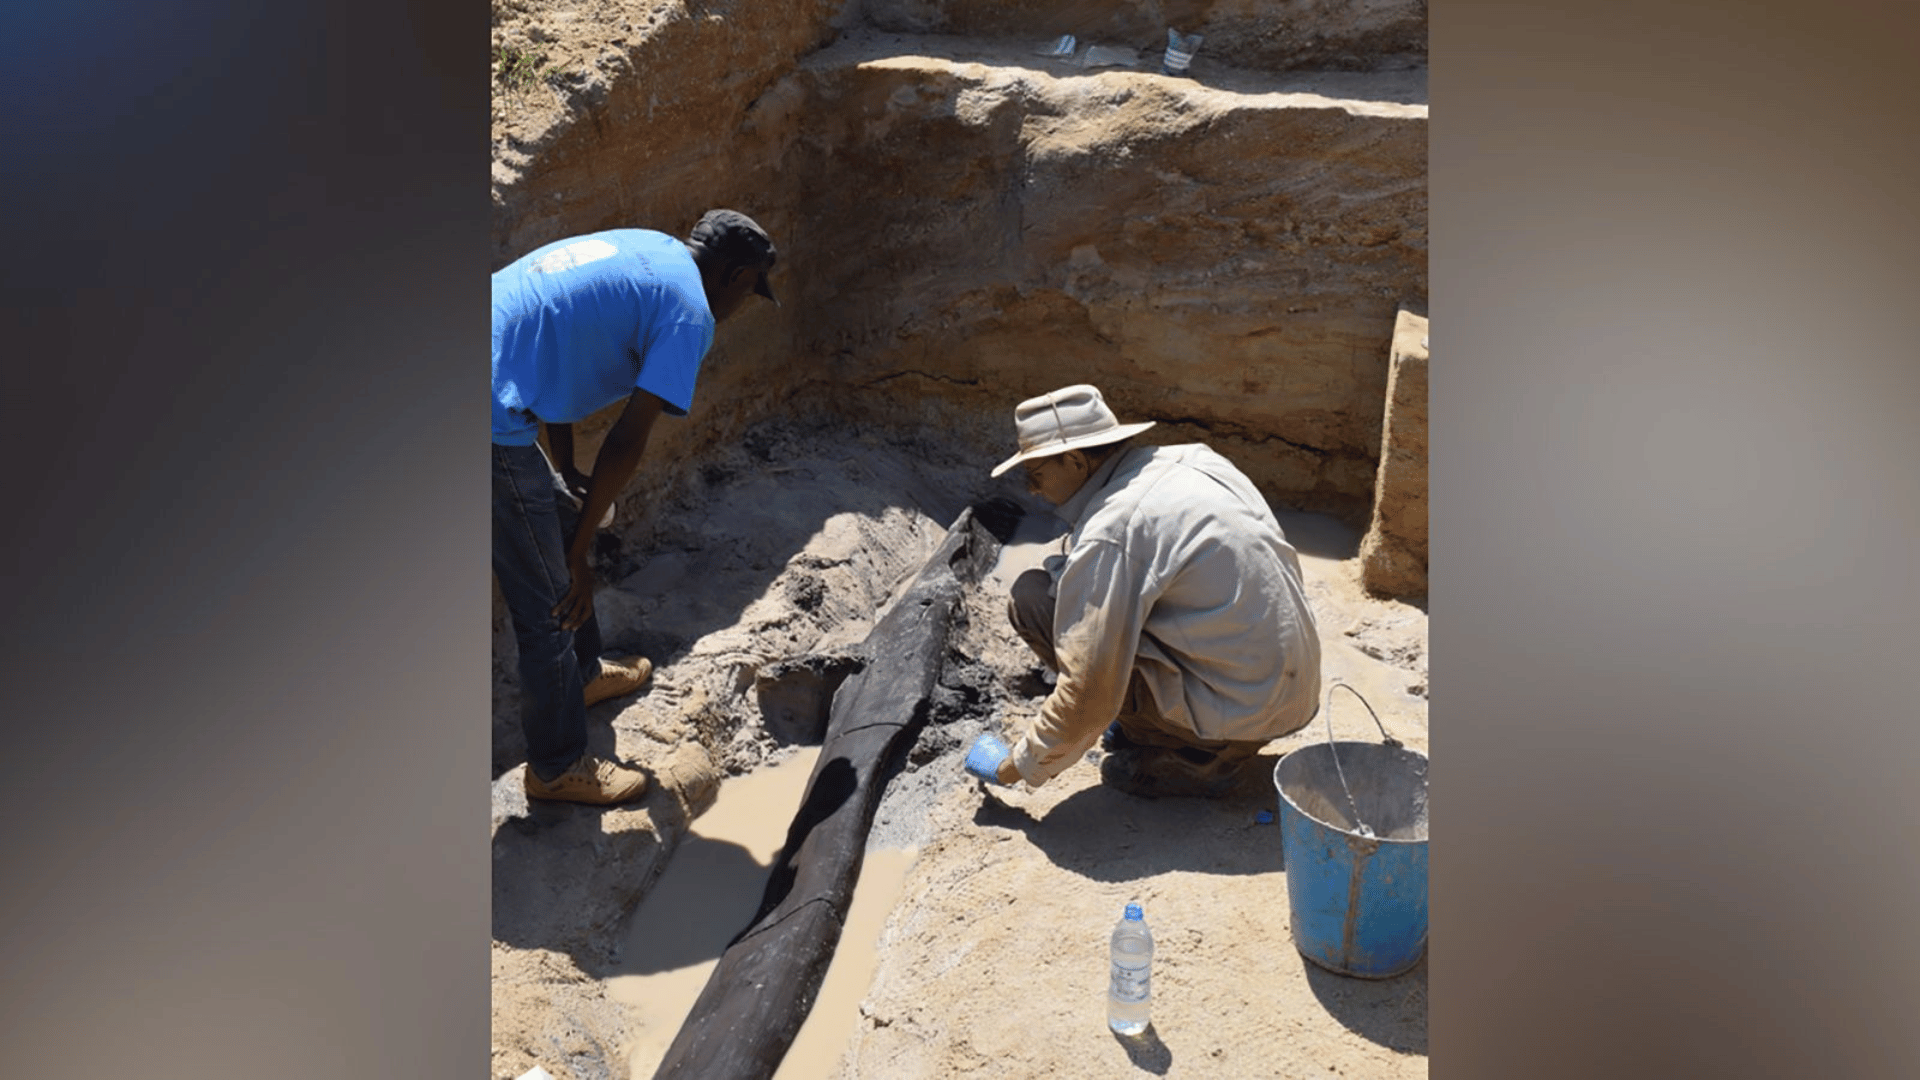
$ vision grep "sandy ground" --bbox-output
[831,495,1429,1080]
[490,416,1427,1079]
[490,5,1427,1074]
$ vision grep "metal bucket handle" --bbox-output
[1321,682,1401,838]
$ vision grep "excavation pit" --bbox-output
[491,4,1427,1076]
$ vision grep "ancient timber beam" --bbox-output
[652,497,1022,1080]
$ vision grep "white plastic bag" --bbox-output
[1081,44,1141,69]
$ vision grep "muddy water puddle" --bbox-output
[609,747,917,1079]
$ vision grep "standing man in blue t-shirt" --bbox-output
[492,209,779,805]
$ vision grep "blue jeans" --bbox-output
[492,442,604,781]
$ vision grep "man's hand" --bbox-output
[552,549,595,632]
[560,465,615,527]
[964,733,1015,786]
[551,390,664,636]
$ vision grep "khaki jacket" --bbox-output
[1010,444,1322,785]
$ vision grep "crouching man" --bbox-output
[966,384,1322,798]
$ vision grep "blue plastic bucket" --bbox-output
[1273,684,1429,979]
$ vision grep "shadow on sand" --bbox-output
[1300,951,1428,1055]
[970,754,1287,881]
[1113,1024,1174,1074]
[493,418,1005,777]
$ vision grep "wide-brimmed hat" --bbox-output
[989,384,1156,478]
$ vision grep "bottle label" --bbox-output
[1109,961,1150,1003]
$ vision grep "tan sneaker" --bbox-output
[584,655,653,708]
[524,754,650,805]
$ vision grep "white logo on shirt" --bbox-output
[526,237,618,274]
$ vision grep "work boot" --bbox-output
[1100,743,1243,800]
[524,753,650,805]
[584,655,653,708]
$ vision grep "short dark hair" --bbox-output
[688,209,778,302]
[687,208,776,271]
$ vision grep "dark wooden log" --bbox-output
[652,498,1021,1080]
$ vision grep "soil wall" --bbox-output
[488,5,1428,1075]
[1359,309,1429,597]
[860,0,1429,70]
[492,3,1426,524]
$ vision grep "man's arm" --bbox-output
[542,422,590,499]
[1007,540,1152,786]
[550,389,666,631]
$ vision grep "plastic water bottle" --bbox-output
[1107,902,1154,1035]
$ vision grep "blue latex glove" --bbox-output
[965,732,1012,785]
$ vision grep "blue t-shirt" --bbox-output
[491,229,715,446]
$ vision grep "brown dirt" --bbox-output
[1359,311,1430,598]
[491,0,1427,525]
[840,517,1426,1080]
[491,3,1427,1077]
[490,419,1427,1079]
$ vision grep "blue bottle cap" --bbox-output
[1124,903,1143,921]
